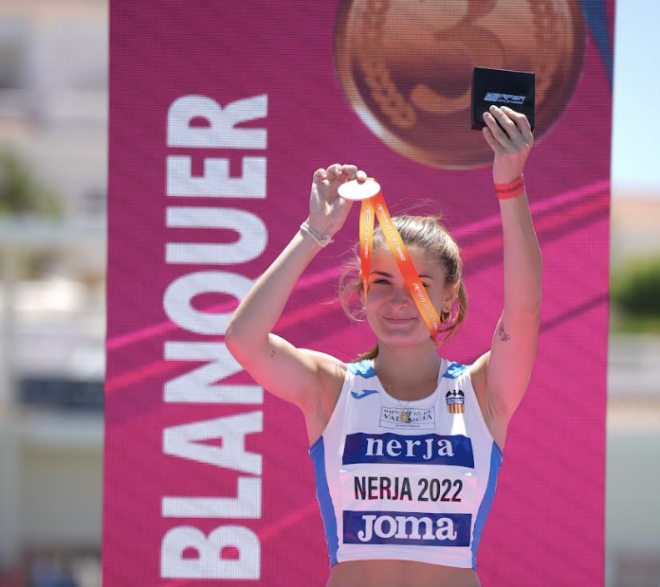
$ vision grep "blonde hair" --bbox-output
[338,213,467,361]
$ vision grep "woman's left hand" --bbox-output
[482,105,534,185]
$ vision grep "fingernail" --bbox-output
[489,105,497,112]
[483,112,490,119]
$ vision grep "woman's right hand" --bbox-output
[307,164,367,238]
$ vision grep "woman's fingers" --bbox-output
[342,164,358,179]
[482,107,534,183]
[484,106,534,152]
[482,125,505,155]
[321,164,367,187]
[326,163,343,179]
[483,110,509,147]
[486,106,520,143]
[500,106,534,144]
[340,165,368,183]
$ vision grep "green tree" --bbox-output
[0,149,62,217]
[0,149,64,277]
[611,255,660,333]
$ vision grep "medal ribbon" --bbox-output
[359,191,442,341]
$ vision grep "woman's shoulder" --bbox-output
[299,348,348,389]
[298,351,347,446]
[307,354,379,382]
[467,351,489,393]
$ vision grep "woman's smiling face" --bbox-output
[365,245,458,346]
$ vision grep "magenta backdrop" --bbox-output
[105,1,614,585]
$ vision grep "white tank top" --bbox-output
[309,358,503,570]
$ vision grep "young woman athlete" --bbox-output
[226,105,541,587]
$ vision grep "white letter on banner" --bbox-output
[161,526,260,579]
[163,271,253,335]
[167,156,266,198]
[164,342,262,404]
[167,95,267,149]
[162,477,261,518]
[163,412,262,475]
[165,207,267,265]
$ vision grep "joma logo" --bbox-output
[343,510,471,547]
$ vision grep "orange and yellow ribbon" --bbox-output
[359,190,441,341]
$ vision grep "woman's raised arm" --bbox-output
[226,164,365,413]
[473,106,543,422]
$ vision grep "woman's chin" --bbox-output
[375,329,428,347]
[367,316,428,346]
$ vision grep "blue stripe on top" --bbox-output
[471,442,503,569]
[442,362,467,379]
[309,435,339,567]
[347,360,377,378]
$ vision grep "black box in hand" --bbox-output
[471,67,535,131]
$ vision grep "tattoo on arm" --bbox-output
[498,324,511,342]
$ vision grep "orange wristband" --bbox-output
[495,176,525,200]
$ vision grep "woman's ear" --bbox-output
[357,272,367,307]
[442,282,460,313]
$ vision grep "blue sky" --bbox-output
[611,0,660,194]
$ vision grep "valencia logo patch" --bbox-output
[445,389,465,414]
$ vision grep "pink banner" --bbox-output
[105,1,614,585]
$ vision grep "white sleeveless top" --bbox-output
[309,358,503,570]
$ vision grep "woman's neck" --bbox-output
[372,340,441,400]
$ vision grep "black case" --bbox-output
[471,67,535,131]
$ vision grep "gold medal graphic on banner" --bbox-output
[334,0,585,169]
